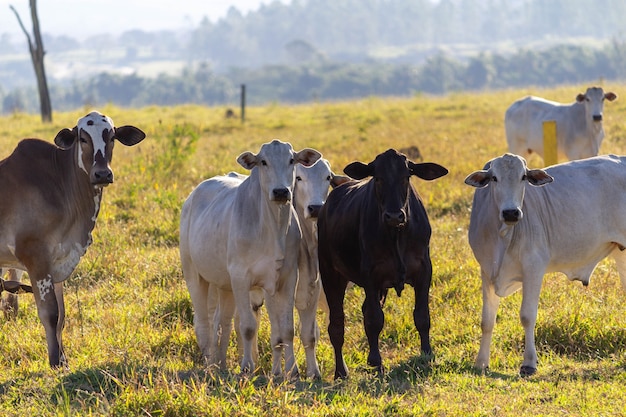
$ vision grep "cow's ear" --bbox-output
[330,173,351,188]
[465,170,491,188]
[343,161,372,179]
[409,162,448,181]
[237,151,258,170]
[605,92,618,102]
[526,169,553,186]
[576,93,586,102]
[115,125,146,146]
[54,127,77,149]
[295,148,322,167]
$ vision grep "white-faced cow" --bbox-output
[0,111,145,367]
[465,153,626,376]
[505,86,617,163]
[179,140,321,377]
[214,158,347,379]
[292,159,349,378]
[318,149,448,379]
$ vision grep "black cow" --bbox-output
[318,149,448,379]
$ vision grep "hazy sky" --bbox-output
[0,0,286,37]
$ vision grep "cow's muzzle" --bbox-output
[92,168,114,186]
[502,208,521,224]
[384,210,406,228]
[272,187,291,203]
[593,114,603,122]
[307,204,322,218]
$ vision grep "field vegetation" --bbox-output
[1,85,626,415]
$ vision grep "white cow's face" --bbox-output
[294,159,333,220]
[576,86,618,123]
[237,139,322,204]
[465,153,553,226]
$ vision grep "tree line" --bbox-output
[2,40,626,113]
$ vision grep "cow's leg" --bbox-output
[214,287,235,370]
[234,288,263,363]
[265,282,299,378]
[320,274,348,379]
[474,274,500,372]
[53,281,67,368]
[519,275,543,376]
[362,287,385,374]
[231,283,259,374]
[183,269,212,360]
[30,272,64,368]
[295,277,322,379]
[413,258,432,356]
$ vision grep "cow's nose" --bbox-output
[593,114,603,121]
[272,187,290,202]
[93,169,114,185]
[502,209,521,224]
[308,204,322,218]
[384,211,406,228]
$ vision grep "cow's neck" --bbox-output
[242,173,293,264]
[54,146,102,248]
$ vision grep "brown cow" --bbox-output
[0,111,145,367]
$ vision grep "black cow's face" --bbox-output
[344,149,449,229]
[374,151,411,228]
[345,149,411,228]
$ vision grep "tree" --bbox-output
[10,0,52,122]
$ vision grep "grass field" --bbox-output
[1,85,626,416]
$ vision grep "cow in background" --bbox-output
[179,140,321,377]
[466,153,626,376]
[318,149,448,379]
[0,111,145,367]
[505,86,617,163]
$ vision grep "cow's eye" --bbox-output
[80,136,88,144]
[491,176,498,182]
[296,176,302,181]
[289,158,295,165]
[522,174,527,181]
[261,160,267,166]
[326,175,331,181]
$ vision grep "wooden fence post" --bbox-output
[240,84,246,123]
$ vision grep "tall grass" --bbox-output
[1,87,626,415]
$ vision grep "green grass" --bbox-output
[1,86,626,415]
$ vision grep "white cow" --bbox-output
[292,159,349,378]
[219,159,348,379]
[465,153,626,376]
[179,140,321,377]
[505,87,617,163]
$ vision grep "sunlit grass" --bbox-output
[1,85,626,415]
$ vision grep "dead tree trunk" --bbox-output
[10,0,52,123]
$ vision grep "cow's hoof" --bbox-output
[519,365,536,377]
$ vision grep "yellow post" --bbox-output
[543,120,557,167]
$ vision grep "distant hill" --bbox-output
[0,0,625,112]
